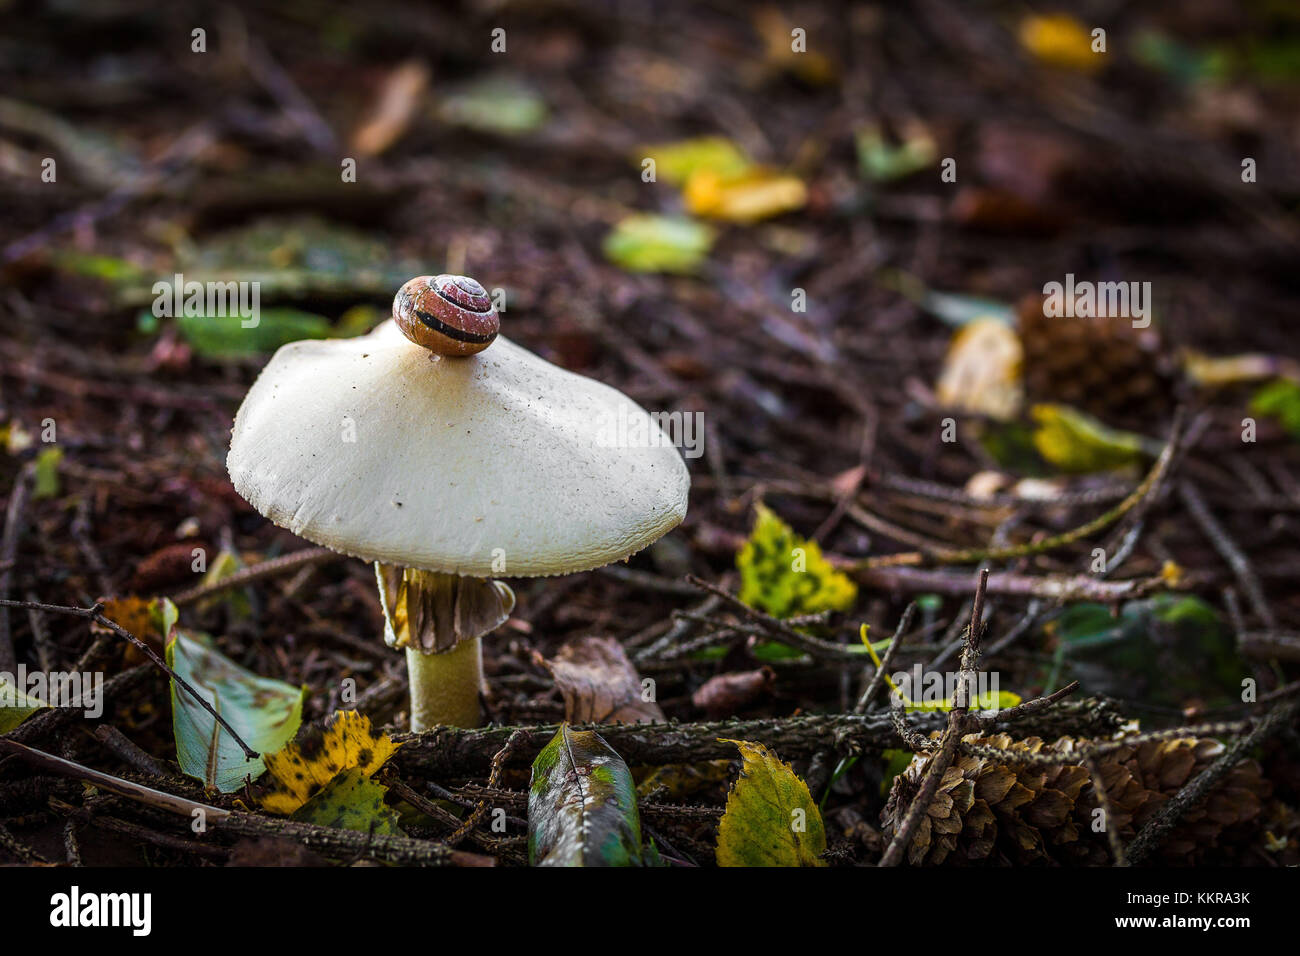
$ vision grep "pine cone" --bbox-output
[880,733,1268,865]
[1017,293,1175,427]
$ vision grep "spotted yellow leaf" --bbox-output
[261,710,401,815]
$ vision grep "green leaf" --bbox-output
[716,739,826,866]
[879,749,915,797]
[527,725,644,866]
[291,768,403,835]
[602,214,714,274]
[1053,602,1133,648]
[921,291,1015,328]
[737,503,857,619]
[1131,29,1232,85]
[879,270,1016,327]
[978,420,1049,475]
[167,631,305,792]
[0,677,47,733]
[438,75,547,136]
[172,307,334,359]
[1030,404,1146,473]
[855,122,937,183]
[194,548,251,619]
[1251,379,1300,441]
[32,447,62,500]
[1050,596,1244,709]
[50,251,150,286]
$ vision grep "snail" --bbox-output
[393,274,500,356]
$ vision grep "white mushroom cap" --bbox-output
[227,320,690,577]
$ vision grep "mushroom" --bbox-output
[227,275,690,730]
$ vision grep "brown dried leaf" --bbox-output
[538,636,664,724]
[691,667,775,718]
[351,61,430,156]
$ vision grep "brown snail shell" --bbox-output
[393,274,500,357]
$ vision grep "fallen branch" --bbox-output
[393,698,1124,778]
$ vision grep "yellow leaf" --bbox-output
[754,8,837,85]
[1031,404,1145,473]
[635,760,732,800]
[1183,350,1300,388]
[935,318,1024,420]
[1019,14,1103,73]
[639,136,751,186]
[716,739,826,866]
[684,168,807,223]
[261,710,401,815]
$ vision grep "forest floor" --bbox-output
[0,1,1298,867]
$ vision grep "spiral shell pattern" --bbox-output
[393,274,500,356]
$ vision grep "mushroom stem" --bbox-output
[406,640,483,731]
[375,564,515,731]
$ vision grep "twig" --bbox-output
[958,719,1250,767]
[0,598,257,759]
[1178,480,1275,629]
[1238,630,1300,662]
[5,664,152,744]
[62,818,82,866]
[858,414,1183,570]
[983,599,1044,657]
[54,801,228,863]
[596,565,701,596]
[446,730,524,847]
[171,546,337,606]
[3,122,215,264]
[25,592,57,672]
[684,575,868,663]
[382,777,523,860]
[0,822,50,864]
[880,571,989,866]
[0,739,492,867]
[1085,755,1126,865]
[854,602,916,713]
[977,681,1079,730]
[92,725,174,780]
[0,462,33,674]
[854,565,1191,602]
[242,31,338,153]
[633,594,720,659]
